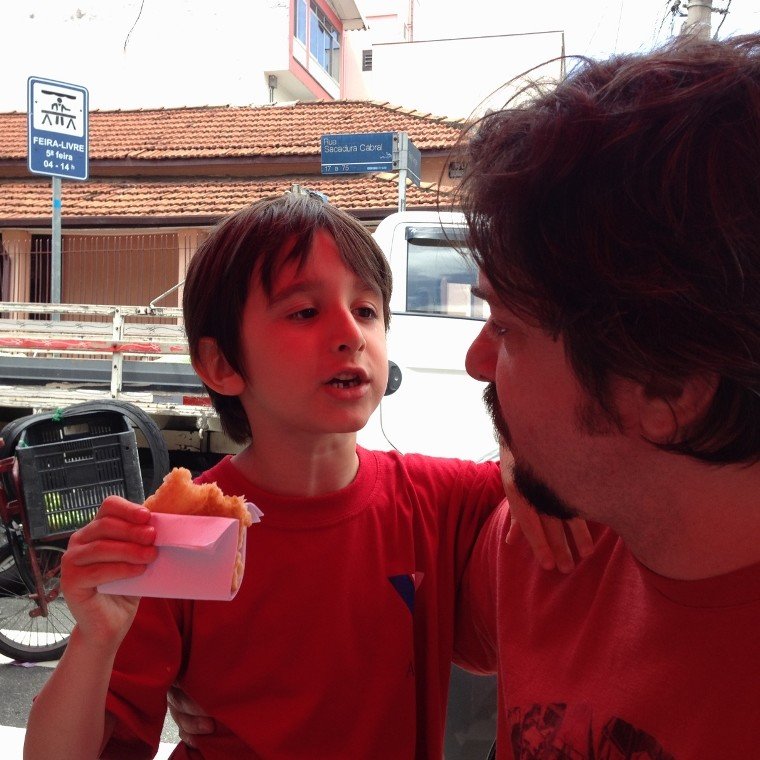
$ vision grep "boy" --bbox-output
[25,194,584,759]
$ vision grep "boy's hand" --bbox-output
[61,496,158,646]
[499,444,593,573]
[168,685,216,747]
[505,497,593,573]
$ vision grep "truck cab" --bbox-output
[359,210,497,463]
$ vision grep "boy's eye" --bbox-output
[355,306,378,319]
[289,308,317,320]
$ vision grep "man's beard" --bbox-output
[483,382,579,521]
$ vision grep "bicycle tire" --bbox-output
[0,401,169,661]
[0,529,23,593]
[0,544,72,662]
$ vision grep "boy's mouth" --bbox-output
[327,373,363,389]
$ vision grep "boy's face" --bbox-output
[236,229,388,442]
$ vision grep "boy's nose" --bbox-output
[465,323,496,382]
[333,311,366,353]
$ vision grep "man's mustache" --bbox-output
[483,382,511,448]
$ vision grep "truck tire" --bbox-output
[64,400,171,496]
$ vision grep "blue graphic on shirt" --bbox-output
[388,574,415,613]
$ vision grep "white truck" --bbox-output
[0,210,497,467]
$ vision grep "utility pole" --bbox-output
[681,0,713,39]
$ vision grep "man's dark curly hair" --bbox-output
[459,34,760,463]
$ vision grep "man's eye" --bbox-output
[290,308,317,320]
[487,318,508,337]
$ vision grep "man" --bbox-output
[455,33,760,757]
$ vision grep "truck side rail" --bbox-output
[0,302,190,396]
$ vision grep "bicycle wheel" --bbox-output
[0,531,24,595]
[0,530,19,587]
[0,545,73,662]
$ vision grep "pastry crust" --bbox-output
[145,467,252,592]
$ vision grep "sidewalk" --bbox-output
[1,652,178,758]
[1,724,177,759]
[0,726,174,760]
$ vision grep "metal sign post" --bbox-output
[396,133,407,212]
[27,76,89,308]
[52,178,62,305]
[394,132,422,212]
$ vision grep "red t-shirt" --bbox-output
[103,448,502,759]
[455,503,760,758]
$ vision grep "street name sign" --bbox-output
[28,76,89,181]
[321,132,396,174]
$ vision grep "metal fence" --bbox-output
[0,231,199,321]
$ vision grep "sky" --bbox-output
[412,0,759,59]
[1,0,759,112]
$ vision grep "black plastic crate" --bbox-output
[21,410,130,446]
[17,423,144,539]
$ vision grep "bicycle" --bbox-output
[0,400,170,662]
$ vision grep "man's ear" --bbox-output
[638,373,719,444]
[193,337,246,396]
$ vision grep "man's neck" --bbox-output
[611,459,760,580]
[232,433,360,498]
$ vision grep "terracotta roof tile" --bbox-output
[0,175,450,222]
[0,101,465,161]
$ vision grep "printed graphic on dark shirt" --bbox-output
[508,703,674,759]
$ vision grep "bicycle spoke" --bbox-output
[0,546,73,660]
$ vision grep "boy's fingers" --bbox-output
[62,560,151,590]
[96,496,153,524]
[83,516,155,545]
[539,517,575,574]
[505,515,522,546]
[506,501,556,571]
[65,538,158,568]
[567,517,594,557]
[70,512,156,551]
[167,686,215,742]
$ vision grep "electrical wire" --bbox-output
[123,0,146,52]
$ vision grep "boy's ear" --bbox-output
[193,338,246,396]
[637,372,719,444]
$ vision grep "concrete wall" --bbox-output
[351,30,564,119]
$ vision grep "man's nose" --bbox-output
[465,323,496,381]
[333,309,366,353]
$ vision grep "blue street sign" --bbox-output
[28,76,89,181]
[321,132,396,174]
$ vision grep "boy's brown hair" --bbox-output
[183,193,392,443]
